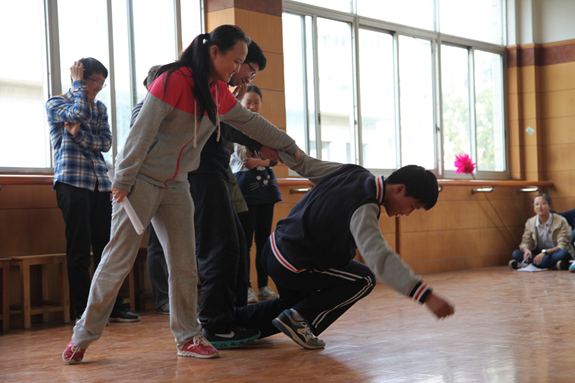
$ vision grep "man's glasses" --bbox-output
[246,62,257,79]
[87,77,107,88]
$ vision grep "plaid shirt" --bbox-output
[46,80,112,192]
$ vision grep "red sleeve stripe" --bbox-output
[375,176,384,204]
[413,282,429,302]
[270,232,305,273]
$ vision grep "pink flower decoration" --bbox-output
[454,154,476,174]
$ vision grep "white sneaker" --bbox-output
[258,286,279,300]
[247,287,258,304]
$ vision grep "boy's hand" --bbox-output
[70,61,84,82]
[523,249,532,260]
[424,292,454,319]
[65,122,80,136]
[258,146,280,162]
[112,186,128,203]
[233,81,247,100]
[533,253,545,265]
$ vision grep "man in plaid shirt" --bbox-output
[46,58,139,323]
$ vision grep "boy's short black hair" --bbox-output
[245,40,266,71]
[79,57,108,79]
[386,165,438,210]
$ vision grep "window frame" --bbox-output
[0,0,203,174]
[283,0,509,179]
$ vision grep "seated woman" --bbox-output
[510,193,573,270]
[558,208,575,272]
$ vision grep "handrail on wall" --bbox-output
[2,174,554,256]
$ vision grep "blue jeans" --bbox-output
[512,248,571,269]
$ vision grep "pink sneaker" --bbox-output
[177,335,219,359]
[62,339,86,364]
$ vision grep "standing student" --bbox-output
[61,25,301,363]
[46,57,139,324]
[235,152,454,349]
[231,85,281,301]
[189,41,278,349]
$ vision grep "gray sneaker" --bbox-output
[247,287,258,304]
[258,286,279,300]
[272,310,325,350]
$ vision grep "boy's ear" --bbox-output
[394,184,406,195]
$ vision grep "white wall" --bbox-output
[510,0,575,45]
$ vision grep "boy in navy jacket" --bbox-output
[235,151,454,349]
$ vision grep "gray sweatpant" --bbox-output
[72,177,201,350]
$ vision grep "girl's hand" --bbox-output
[533,253,545,265]
[112,186,129,203]
[70,61,84,82]
[243,157,264,170]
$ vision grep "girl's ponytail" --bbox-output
[155,25,250,126]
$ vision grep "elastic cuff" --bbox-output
[409,281,433,304]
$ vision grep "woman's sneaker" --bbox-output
[258,286,279,301]
[272,310,325,350]
[62,339,86,364]
[570,263,575,273]
[177,335,219,359]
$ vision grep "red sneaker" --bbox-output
[62,339,86,364]
[177,335,219,359]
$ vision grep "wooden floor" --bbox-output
[2,266,575,382]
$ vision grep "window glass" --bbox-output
[398,36,434,169]
[132,0,177,104]
[0,0,49,168]
[305,16,318,158]
[359,29,396,169]
[357,0,434,31]
[439,0,503,45]
[475,50,504,171]
[181,0,203,50]
[58,0,111,164]
[316,18,354,163]
[441,45,470,171]
[282,13,308,155]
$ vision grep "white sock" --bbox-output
[290,309,305,321]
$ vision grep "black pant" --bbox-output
[238,202,275,288]
[189,174,248,333]
[55,181,122,317]
[235,240,375,338]
[146,223,170,309]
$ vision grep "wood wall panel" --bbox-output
[410,253,509,275]
[539,61,575,92]
[539,88,575,119]
[545,170,575,197]
[0,185,57,209]
[507,92,519,120]
[251,52,285,92]
[543,142,575,172]
[233,9,283,55]
[542,116,575,145]
[0,208,65,257]
[206,8,235,32]
[401,228,520,264]
[259,89,286,129]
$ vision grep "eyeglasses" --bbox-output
[533,202,549,207]
[246,62,257,79]
[87,77,107,88]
